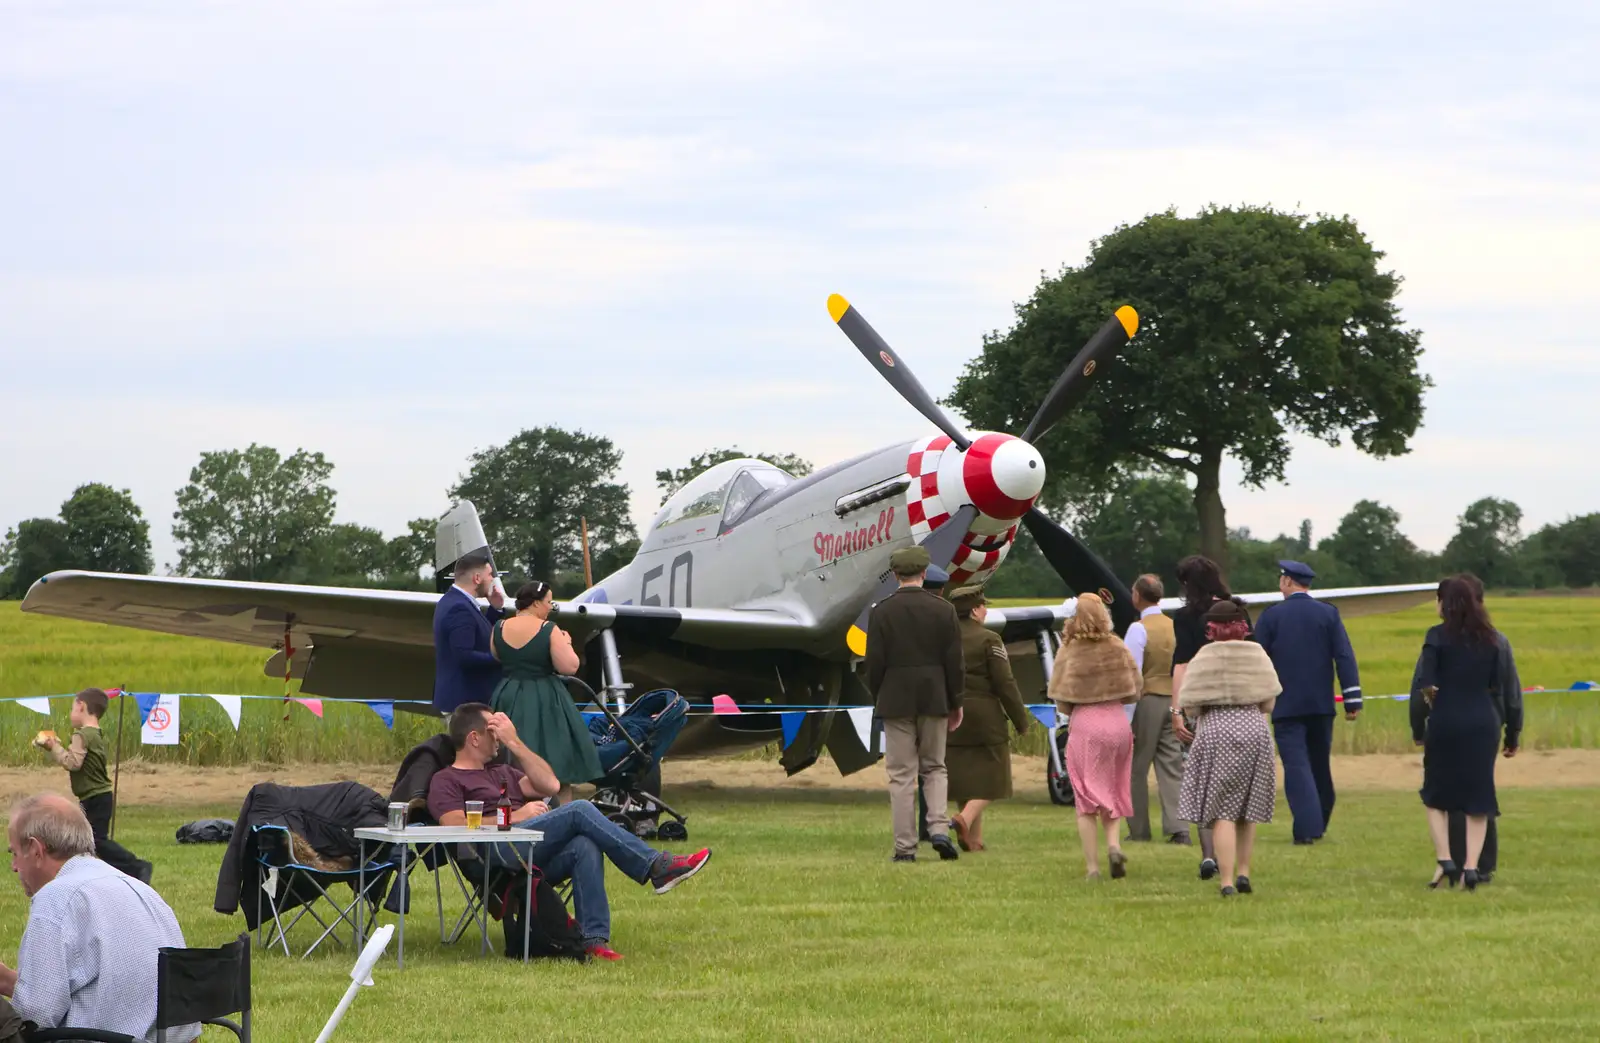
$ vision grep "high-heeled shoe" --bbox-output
[1429,859,1460,889]
[1463,868,1481,892]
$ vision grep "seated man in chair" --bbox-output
[427,704,711,961]
[0,794,197,1040]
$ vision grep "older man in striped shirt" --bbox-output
[0,794,195,1042]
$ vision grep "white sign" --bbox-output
[141,693,181,746]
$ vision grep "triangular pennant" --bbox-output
[208,695,243,731]
[293,698,324,719]
[581,712,604,727]
[365,702,395,730]
[15,697,52,716]
[1028,704,1056,729]
[780,712,804,749]
[846,706,872,752]
[134,692,161,728]
[1572,681,1597,690]
[711,694,740,715]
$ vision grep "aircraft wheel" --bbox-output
[657,820,688,842]
[1047,728,1075,807]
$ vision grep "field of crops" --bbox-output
[1,596,1597,766]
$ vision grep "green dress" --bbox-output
[491,620,604,786]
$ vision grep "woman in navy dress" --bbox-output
[1415,576,1521,891]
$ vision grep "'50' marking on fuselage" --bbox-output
[641,551,693,607]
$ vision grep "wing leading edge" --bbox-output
[20,571,815,702]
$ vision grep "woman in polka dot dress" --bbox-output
[1176,599,1282,897]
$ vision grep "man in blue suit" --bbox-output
[432,550,508,714]
[1253,560,1362,845]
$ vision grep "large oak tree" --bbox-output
[949,206,1429,570]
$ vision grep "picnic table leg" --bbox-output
[523,841,533,962]
[397,842,407,970]
[481,851,491,956]
[356,839,365,951]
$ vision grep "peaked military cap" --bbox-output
[889,545,931,573]
[1278,559,1316,585]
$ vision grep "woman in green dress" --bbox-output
[491,581,601,804]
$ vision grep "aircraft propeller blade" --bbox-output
[828,294,972,451]
[1018,306,1139,444]
[846,504,979,656]
[1021,507,1138,636]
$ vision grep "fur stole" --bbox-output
[1049,633,1142,705]
[1177,641,1282,710]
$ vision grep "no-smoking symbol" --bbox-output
[148,707,171,731]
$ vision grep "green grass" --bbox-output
[2,597,1598,764]
[998,596,1600,754]
[4,785,1596,1040]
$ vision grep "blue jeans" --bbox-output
[480,800,661,945]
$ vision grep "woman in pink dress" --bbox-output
[1050,593,1143,881]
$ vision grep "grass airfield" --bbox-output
[0,597,1598,1039]
[0,775,1593,1041]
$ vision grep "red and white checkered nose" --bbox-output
[902,432,1045,587]
[961,433,1044,521]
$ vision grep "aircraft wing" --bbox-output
[983,582,1439,643]
[20,571,814,702]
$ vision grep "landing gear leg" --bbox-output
[1037,631,1073,806]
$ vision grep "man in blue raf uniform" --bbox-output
[1253,560,1361,845]
[432,550,508,714]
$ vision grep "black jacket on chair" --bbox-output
[215,781,389,928]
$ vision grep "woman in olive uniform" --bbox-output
[947,586,1031,851]
[490,581,601,805]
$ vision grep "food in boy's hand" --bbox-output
[32,730,58,749]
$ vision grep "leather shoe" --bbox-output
[930,834,960,861]
[1166,833,1192,846]
[892,853,916,863]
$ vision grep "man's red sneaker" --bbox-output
[587,944,623,962]
[651,848,711,894]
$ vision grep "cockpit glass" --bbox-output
[653,461,796,534]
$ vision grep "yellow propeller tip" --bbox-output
[846,625,867,657]
[1115,305,1139,338]
[827,294,851,324]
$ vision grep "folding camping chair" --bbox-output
[27,932,252,1042]
[252,824,396,959]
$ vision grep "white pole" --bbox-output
[314,924,393,1043]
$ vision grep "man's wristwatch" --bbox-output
[1168,708,1184,718]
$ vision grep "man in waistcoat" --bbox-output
[1123,574,1187,844]
[1253,560,1362,845]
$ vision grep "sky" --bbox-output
[3,1,1597,574]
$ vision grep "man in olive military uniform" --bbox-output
[865,546,965,862]
[946,585,1030,852]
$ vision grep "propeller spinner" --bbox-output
[828,294,1142,646]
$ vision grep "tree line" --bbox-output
[0,435,812,599]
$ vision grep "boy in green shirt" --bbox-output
[36,687,152,882]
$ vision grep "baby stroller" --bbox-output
[571,682,691,842]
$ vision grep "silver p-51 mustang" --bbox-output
[22,296,1433,775]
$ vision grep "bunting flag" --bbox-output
[582,712,604,727]
[208,695,243,731]
[780,711,804,749]
[846,706,873,753]
[134,692,161,728]
[365,702,394,730]
[293,698,324,719]
[15,697,52,716]
[1028,704,1057,729]
[711,694,741,715]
